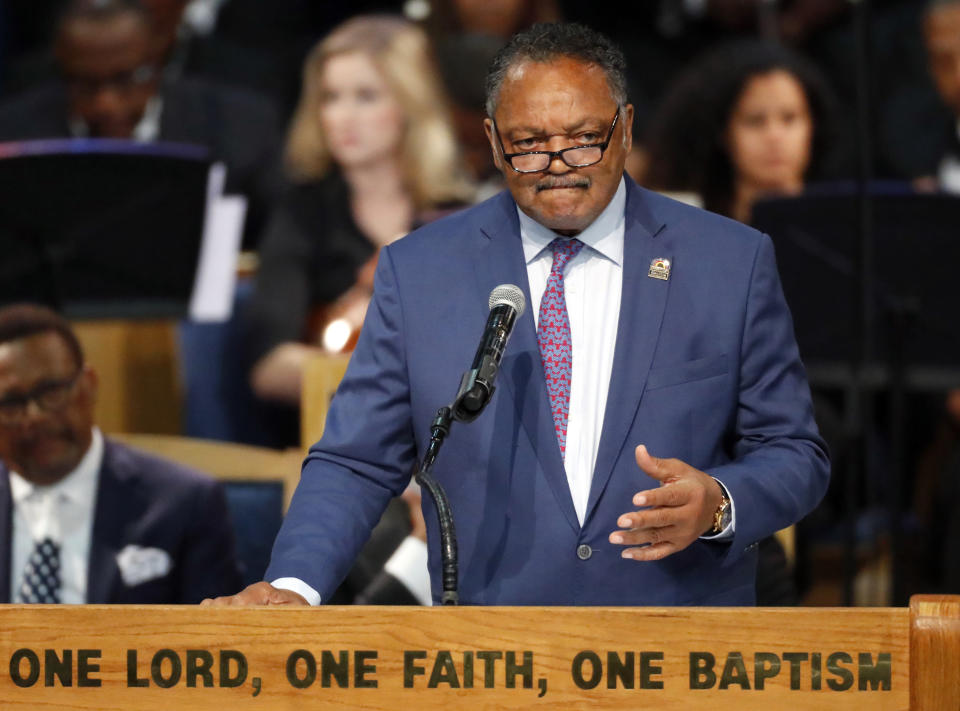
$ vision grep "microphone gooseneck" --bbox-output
[415,284,525,605]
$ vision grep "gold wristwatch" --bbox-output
[710,487,731,535]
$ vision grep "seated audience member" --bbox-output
[643,40,837,223]
[138,0,287,111]
[919,0,960,192]
[0,0,281,247]
[434,32,508,201]
[914,2,960,594]
[244,15,474,406]
[0,303,242,603]
[328,485,432,606]
[424,0,561,40]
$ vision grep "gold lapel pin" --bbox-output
[648,257,671,281]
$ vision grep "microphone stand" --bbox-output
[414,289,523,606]
[413,406,459,605]
[414,360,504,606]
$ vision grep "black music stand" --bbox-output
[0,139,211,318]
[753,188,960,605]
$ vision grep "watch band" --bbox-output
[711,489,731,535]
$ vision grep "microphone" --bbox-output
[450,284,526,422]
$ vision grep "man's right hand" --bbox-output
[201,582,309,606]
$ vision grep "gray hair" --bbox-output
[484,22,628,118]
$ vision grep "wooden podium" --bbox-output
[0,596,957,709]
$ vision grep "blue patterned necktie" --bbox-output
[537,237,584,458]
[17,537,61,604]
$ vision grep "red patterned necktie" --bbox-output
[537,237,584,458]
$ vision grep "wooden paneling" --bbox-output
[72,320,181,434]
[300,353,350,449]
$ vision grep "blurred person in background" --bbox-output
[0,303,242,603]
[433,33,508,200]
[244,14,474,407]
[424,0,562,200]
[0,0,281,248]
[643,40,837,223]
[919,0,960,193]
[904,0,960,596]
[423,0,560,41]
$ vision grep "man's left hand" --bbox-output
[609,445,724,561]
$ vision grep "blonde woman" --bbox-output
[246,15,474,405]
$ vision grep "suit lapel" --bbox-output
[474,193,581,533]
[86,442,127,603]
[584,181,669,525]
[0,470,11,603]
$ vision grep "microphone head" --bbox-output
[488,284,525,316]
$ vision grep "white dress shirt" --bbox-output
[938,121,960,194]
[68,96,163,143]
[9,428,103,604]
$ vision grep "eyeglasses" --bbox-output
[494,110,620,173]
[0,371,82,426]
[65,64,157,97]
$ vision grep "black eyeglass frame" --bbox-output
[493,109,621,174]
[0,369,84,425]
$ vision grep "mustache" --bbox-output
[536,176,591,192]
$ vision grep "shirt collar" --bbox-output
[518,176,626,267]
[68,95,164,143]
[9,427,104,508]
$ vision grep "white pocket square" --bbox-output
[115,545,172,587]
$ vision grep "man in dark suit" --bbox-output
[0,0,281,247]
[0,303,241,603]
[208,23,828,608]
[922,0,960,192]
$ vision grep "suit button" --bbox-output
[577,544,592,560]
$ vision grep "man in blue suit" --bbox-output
[0,304,242,603]
[210,23,828,607]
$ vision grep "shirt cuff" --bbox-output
[383,536,432,606]
[699,478,736,541]
[271,577,322,606]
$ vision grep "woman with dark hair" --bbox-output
[643,40,837,223]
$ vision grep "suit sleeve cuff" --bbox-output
[699,478,736,541]
[271,577,322,606]
[383,536,432,606]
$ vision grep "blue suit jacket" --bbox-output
[267,177,829,605]
[0,439,242,603]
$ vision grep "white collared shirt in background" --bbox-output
[938,121,960,194]
[68,96,163,143]
[9,427,103,603]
